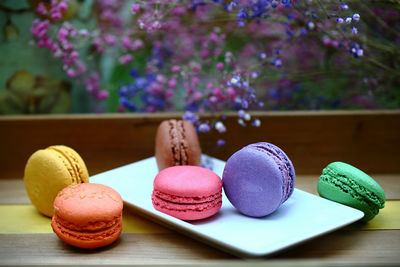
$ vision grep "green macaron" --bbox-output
[317,162,385,222]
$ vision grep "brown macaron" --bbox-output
[155,119,202,171]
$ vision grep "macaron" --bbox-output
[222,142,295,217]
[152,166,223,221]
[52,183,123,249]
[155,119,202,171]
[24,145,89,217]
[318,162,385,222]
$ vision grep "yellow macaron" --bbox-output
[24,145,89,217]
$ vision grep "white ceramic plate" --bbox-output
[90,155,364,257]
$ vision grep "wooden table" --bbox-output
[1,112,399,266]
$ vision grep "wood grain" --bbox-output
[273,230,400,261]
[1,111,400,178]
[0,231,399,265]
[0,233,232,265]
[0,179,30,204]
[1,112,399,266]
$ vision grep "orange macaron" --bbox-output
[51,183,123,249]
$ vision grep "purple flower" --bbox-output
[198,123,211,132]
[182,111,199,124]
[217,139,226,146]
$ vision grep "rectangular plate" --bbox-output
[90,156,364,257]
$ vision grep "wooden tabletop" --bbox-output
[1,175,399,265]
[1,112,399,266]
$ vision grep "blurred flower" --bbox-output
[26,0,400,129]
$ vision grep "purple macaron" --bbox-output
[222,142,295,217]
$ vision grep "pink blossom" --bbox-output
[50,9,62,21]
[70,51,79,61]
[66,69,76,77]
[191,76,199,86]
[171,66,180,73]
[165,89,174,98]
[209,96,218,103]
[209,32,218,42]
[58,28,68,41]
[194,92,202,100]
[213,88,222,97]
[76,61,87,74]
[119,54,133,65]
[58,1,68,12]
[31,19,50,38]
[131,40,144,50]
[97,90,109,100]
[192,65,201,72]
[168,79,177,88]
[172,6,186,16]
[227,87,236,99]
[102,34,117,45]
[201,49,209,59]
[36,2,48,16]
[121,36,132,50]
[131,4,140,14]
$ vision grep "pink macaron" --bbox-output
[152,166,223,221]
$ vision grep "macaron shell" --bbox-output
[154,166,222,198]
[318,179,376,222]
[52,183,123,249]
[155,120,201,171]
[248,142,295,203]
[152,166,223,221]
[52,215,122,249]
[318,162,385,222]
[223,147,283,217]
[24,149,75,217]
[48,145,89,184]
[326,162,385,206]
[155,120,176,170]
[53,183,123,228]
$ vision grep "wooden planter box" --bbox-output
[1,110,399,179]
[1,110,400,265]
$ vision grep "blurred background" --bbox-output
[0,0,399,115]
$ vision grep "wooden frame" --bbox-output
[1,110,399,179]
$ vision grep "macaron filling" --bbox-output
[53,213,122,232]
[251,143,295,204]
[152,192,222,213]
[52,215,122,241]
[320,167,385,215]
[153,190,222,204]
[169,120,189,166]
